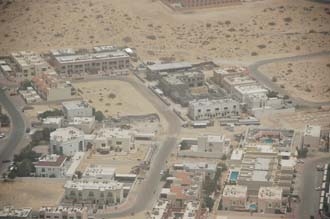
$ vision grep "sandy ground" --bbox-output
[259,56,330,102]
[0,0,329,63]
[73,80,158,117]
[0,179,64,210]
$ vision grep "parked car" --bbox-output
[2,160,11,163]
[0,133,5,139]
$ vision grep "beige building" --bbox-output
[303,124,321,148]
[11,51,52,80]
[93,128,135,154]
[0,206,32,219]
[222,185,248,211]
[162,0,241,10]
[52,49,130,76]
[64,179,124,205]
[38,206,88,219]
[34,154,67,178]
[258,187,283,213]
[32,72,72,101]
[213,66,248,85]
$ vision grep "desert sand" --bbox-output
[259,56,330,102]
[0,0,329,63]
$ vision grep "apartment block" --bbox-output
[258,187,283,213]
[213,66,248,85]
[222,185,248,211]
[83,165,116,180]
[11,51,52,80]
[188,98,240,120]
[64,179,124,205]
[68,116,96,134]
[233,84,268,102]
[0,206,32,219]
[52,49,130,76]
[146,62,192,80]
[38,206,88,219]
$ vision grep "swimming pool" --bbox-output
[264,139,273,144]
[229,171,239,183]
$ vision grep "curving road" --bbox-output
[248,51,330,108]
[0,89,26,172]
[96,77,182,218]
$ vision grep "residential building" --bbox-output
[258,187,283,213]
[31,72,72,101]
[0,206,32,219]
[233,84,268,102]
[62,100,93,120]
[173,162,217,178]
[11,51,52,80]
[213,66,248,85]
[83,165,116,180]
[52,49,130,76]
[223,75,257,94]
[42,117,63,129]
[34,154,67,177]
[68,116,96,134]
[64,179,124,205]
[50,127,85,156]
[38,206,88,219]
[146,62,192,80]
[65,152,85,179]
[149,200,169,219]
[178,134,230,158]
[303,124,321,148]
[19,86,42,104]
[93,128,135,154]
[188,98,240,120]
[162,0,241,10]
[222,185,248,211]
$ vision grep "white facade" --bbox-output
[50,127,85,156]
[83,165,116,180]
[188,98,240,121]
[42,117,63,129]
[0,206,32,219]
[38,206,88,219]
[62,101,93,119]
[258,187,283,213]
[34,154,67,178]
[233,84,268,102]
[222,185,248,211]
[64,179,124,205]
[93,128,135,154]
[68,116,96,134]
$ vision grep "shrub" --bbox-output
[272,76,277,82]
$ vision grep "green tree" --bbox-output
[95,111,105,122]
[20,80,32,90]
[16,159,35,177]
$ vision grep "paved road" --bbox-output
[96,77,181,218]
[0,89,26,172]
[247,51,330,108]
[297,155,330,219]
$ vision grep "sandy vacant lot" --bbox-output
[0,0,329,63]
[74,80,158,117]
[0,179,64,210]
[259,56,330,102]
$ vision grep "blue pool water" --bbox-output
[230,171,239,182]
[264,139,273,144]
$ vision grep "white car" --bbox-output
[0,133,5,139]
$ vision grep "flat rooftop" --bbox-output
[234,84,268,94]
[55,50,129,64]
[258,186,282,200]
[64,179,123,190]
[147,62,192,72]
[189,98,238,107]
[62,100,91,110]
[223,185,247,198]
[304,124,321,137]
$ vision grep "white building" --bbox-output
[213,66,248,85]
[11,51,53,80]
[65,152,85,179]
[50,127,85,156]
[62,100,93,120]
[19,87,42,104]
[64,179,124,205]
[93,128,135,154]
[83,165,116,180]
[223,75,257,94]
[303,124,321,148]
[188,98,240,121]
[38,206,88,219]
[258,187,283,213]
[42,117,63,129]
[68,116,96,134]
[34,154,67,178]
[233,84,268,102]
[0,206,32,219]
[178,134,230,158]
[222,185,248,211]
